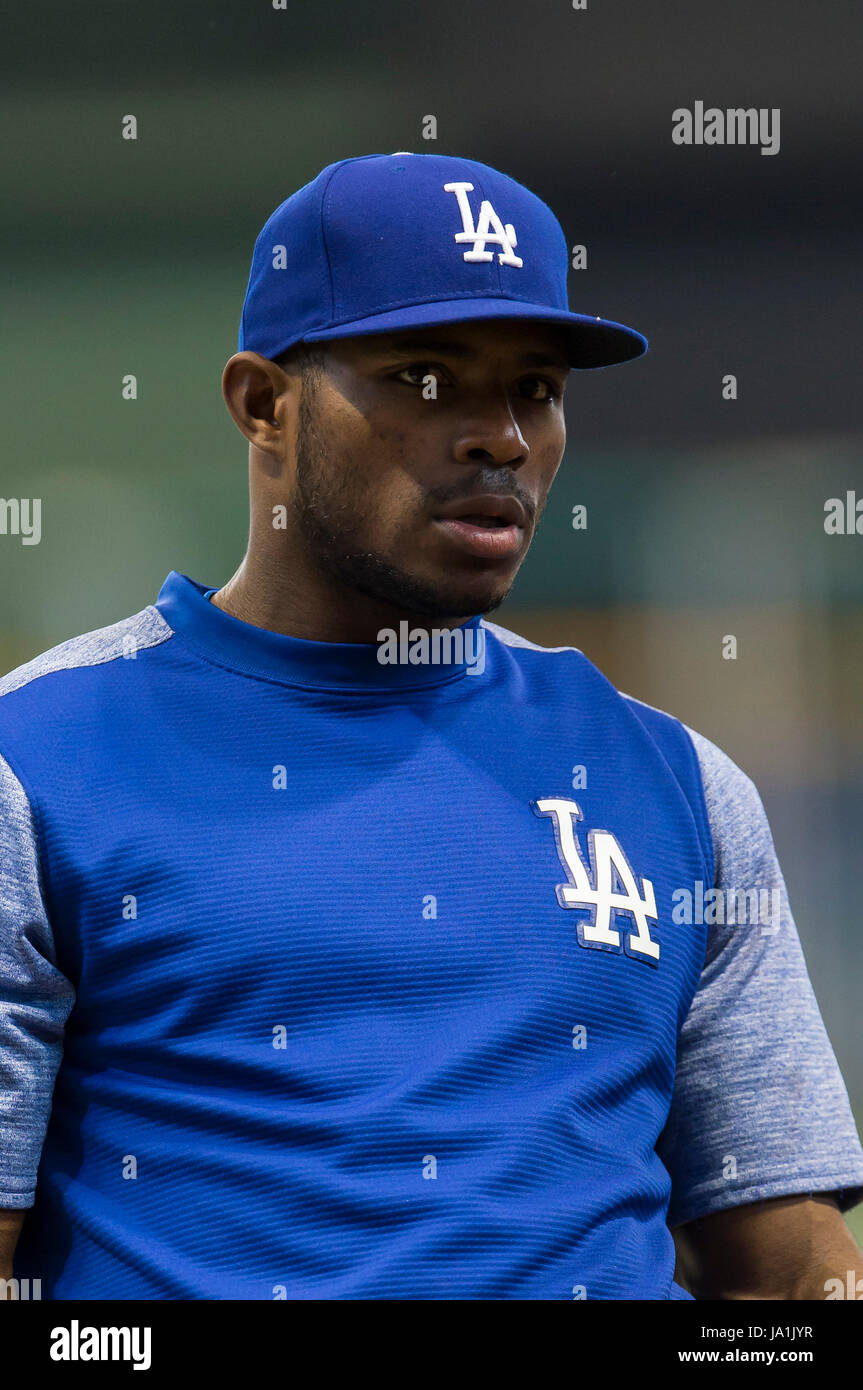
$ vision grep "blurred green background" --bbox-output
[2,1,861,1242]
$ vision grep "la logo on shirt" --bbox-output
[531,797,660,965]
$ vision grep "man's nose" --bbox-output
[450,392,530,467]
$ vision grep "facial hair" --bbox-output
[290,377,517,622]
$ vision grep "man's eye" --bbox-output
[395,363,447,388]
[519,377,560,402]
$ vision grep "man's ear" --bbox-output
[221,351,300,453]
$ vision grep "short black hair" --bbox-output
[273,341,327,375]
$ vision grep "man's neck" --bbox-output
[209,557,472,644]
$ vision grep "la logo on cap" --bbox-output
[444,181,523,268]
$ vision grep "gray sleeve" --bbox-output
[658,727,863,1229]
[0,751,75,1207]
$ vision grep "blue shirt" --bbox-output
[2,571,862,1299]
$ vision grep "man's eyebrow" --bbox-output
[370,338,570,369]
[519,350,571,370]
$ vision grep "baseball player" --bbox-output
[2,153,862,1301]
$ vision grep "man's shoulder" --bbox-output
[481,617,750,763]
[481,620,766,887]
[482,617,694,738]
[479,616,586,660]
[0,604,172,714]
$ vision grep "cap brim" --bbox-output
[301,298,646,370]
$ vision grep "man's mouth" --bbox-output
[431,495,527,560]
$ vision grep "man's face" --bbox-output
[289,319,569,623]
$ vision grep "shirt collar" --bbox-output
[154,571,485,691]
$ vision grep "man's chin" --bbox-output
[342,559,514,624]
[387,561,517,621]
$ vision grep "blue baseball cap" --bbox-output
[238,152,647,371]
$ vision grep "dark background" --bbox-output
[2,0,861,1235]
